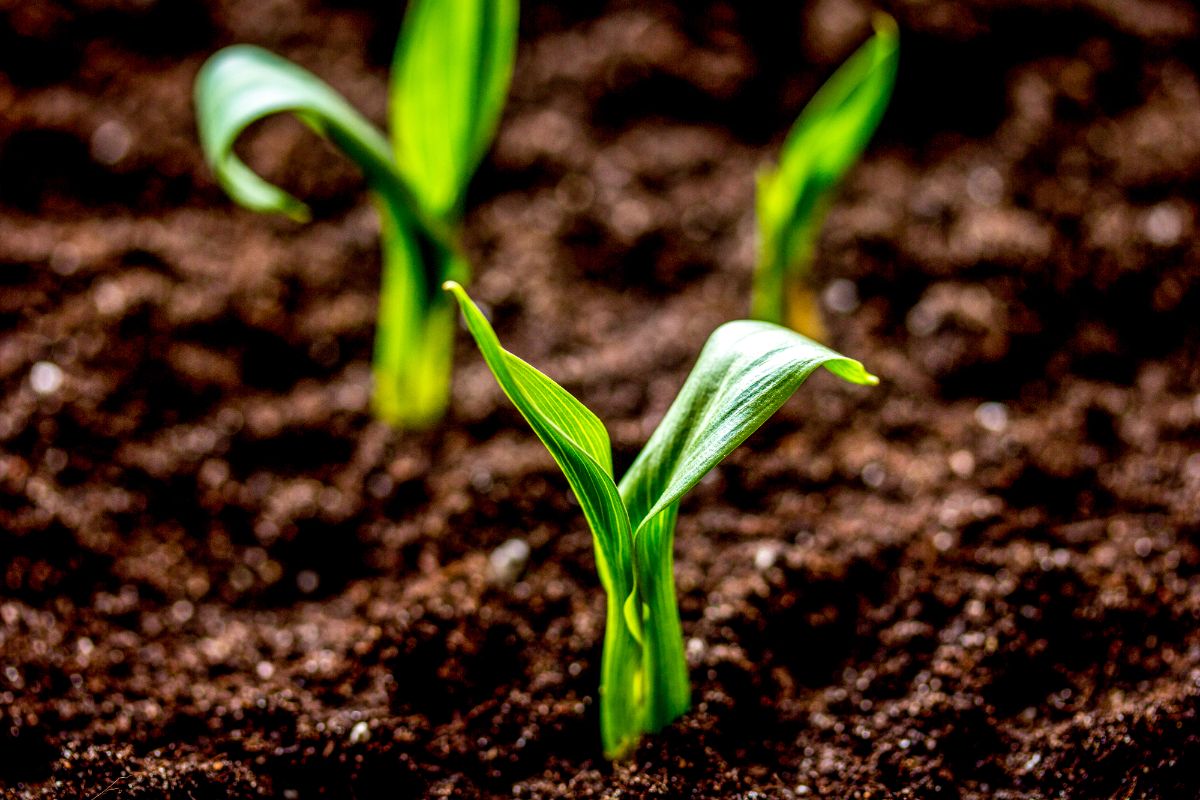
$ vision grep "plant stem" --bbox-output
[370,200,463,429]
[599,583,648,760]
[598,509,692,759]
[751,220,828,341]
[633,508,691,734]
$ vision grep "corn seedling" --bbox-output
[752,16,898,340]
[194,0,518,428]
[444,281,877,758]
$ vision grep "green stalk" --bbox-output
[599,570,646,759]
[371,201,463,428]
[633,506,690,734]
[751,215,826,338]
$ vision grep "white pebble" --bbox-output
[861,462,886,488]
[348,721,371,744]
[489,538,530,585]
[753,543,779,571]
[975,401,1009,433]
[30,361,64,395]
[822,279,860,314]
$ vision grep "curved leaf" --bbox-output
[443,280,629,581]
[194,44,413,224]
[390,0,519,219]
[620,321,877,528]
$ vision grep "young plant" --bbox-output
[443,281,877,758]
[194,0,518,429]
[752,16,898,340]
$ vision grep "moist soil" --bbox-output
[2,0,1200,797]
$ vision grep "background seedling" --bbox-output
[194,0,518,429]
[752,16,898,340]
[444,281,877,758]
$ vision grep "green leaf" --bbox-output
[195,1,518,430]
[446,282,877,759]
[390,0,519,219]
[441,281,627,585]
[194,44,413,225]
[753,16,899,331]
[621,321,878,527]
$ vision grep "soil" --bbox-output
[2,0,1200,797]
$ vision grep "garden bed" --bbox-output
[2,0,1199,797]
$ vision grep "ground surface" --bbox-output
[2,0,1200,797]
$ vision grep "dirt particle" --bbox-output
[949,450,975,477]
[966,164,1004,206]
[90,120,133,166]
[296,570,320,594]
[1143,202,1184,246]
[823,278,859,314]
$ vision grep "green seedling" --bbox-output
[752,16,898,340]
[194,0,518,429]
[444,281,877,758]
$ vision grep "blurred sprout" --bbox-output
[753,16,898,340]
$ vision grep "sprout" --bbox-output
[752,16,898,340]
[444,281,877,758]
[194,0,518,429]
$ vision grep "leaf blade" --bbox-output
[390,0,519,219]
[620,320,877,529]
[194,44,402,222]
[442,282,627,580]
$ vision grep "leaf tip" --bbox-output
[872,11,899,40]
[849,359,881,386]
[287,206,313,224]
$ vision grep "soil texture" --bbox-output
[2,0,1200,797]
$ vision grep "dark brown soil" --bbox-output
[3,0,1200,797]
